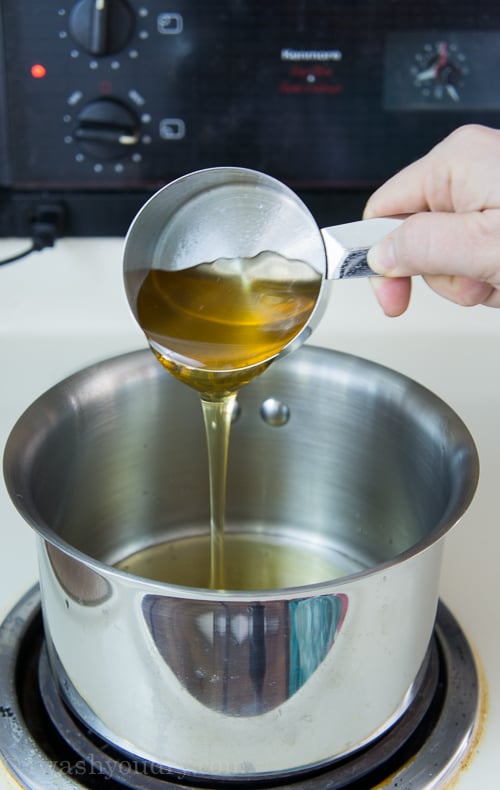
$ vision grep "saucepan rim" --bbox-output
[3,346,480,602]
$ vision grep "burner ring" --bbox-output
[37,639,439,788]
[0,587,481,789]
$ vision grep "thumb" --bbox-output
[367,210,500,288]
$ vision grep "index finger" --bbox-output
[363,157,434,218]
[364,125,500,219]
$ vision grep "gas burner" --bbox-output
[0,587,480,789]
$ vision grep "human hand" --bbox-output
[363,124,500,316]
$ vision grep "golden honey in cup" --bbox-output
[132,252,322,394]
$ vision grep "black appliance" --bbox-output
[1,0,500,236]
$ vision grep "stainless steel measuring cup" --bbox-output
[123,166,402,366]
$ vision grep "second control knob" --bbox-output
[74,98,140,160]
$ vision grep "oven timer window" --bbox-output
[383,31,500,110]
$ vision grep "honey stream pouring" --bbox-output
[123,166,402,589]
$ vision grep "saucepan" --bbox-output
[3,346,478,779]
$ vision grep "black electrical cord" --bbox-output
[0,243,37,266]
[0,203,66,267]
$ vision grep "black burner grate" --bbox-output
[0,587,481,789]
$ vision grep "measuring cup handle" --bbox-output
[321,217,405,280]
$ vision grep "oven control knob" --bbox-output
[69,0,134,56]
[74,98,140,159]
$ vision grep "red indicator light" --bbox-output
[31,64,47,79]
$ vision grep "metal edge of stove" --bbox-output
[0,585,482,790]
[377,604,482,790]
[0,586,77,789]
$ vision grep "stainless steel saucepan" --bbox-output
[3,346,478,780]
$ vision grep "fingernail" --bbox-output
[367,237,396,274]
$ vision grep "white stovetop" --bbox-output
[0,237,499,788]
